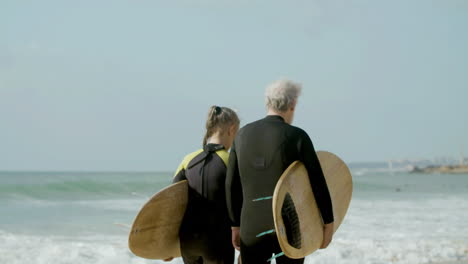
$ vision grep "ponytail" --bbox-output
[203,105,240,146]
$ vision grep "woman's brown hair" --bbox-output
[203,106,240,146]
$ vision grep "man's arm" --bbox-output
[299,132,334,224]
[299,131,334,248]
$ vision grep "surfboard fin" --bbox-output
[281,193,302,249]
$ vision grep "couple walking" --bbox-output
[170,79,334,264]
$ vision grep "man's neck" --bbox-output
[267,109,290,123]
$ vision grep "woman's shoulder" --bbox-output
[177,149,204,171]
[214,149,229,167]
[182,149,204,164]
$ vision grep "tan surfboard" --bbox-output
[273,151,352,259]
[128,180,188,259]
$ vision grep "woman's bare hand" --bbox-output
[231,226,241,250]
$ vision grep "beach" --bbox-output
[1,169,467,264]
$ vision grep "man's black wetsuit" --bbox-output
[173,144,234,264]
[226,115,334,264]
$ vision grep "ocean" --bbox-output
[0,169,467,264]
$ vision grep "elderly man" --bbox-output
[226,79,334,264]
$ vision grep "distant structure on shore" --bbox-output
[409,164,468,174]
[388,152,468,174]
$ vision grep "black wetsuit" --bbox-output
[173,143,234,264]
[226,115,334,264]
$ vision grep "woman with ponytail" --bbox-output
[170,106,240,264]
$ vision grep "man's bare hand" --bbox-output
[231,226,241,250]
[320,222,334,249]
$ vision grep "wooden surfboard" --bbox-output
[128,180,188,259]
[273,151,352,259]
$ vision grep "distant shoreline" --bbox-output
[0,170,172,174]
[410,165,468,174]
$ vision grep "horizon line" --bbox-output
[0,160,392,173]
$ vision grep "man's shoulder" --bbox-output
[288,124,308,135]
[288,126,314,145]
[238,118,308,135]
[238,119,262,133]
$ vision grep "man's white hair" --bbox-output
[265,79,302,112]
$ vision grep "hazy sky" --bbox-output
[1,0,467,171]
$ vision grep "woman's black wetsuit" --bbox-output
[226,115,334,264]
[173,143,234,264]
